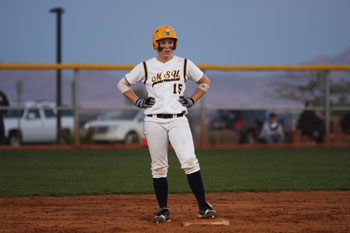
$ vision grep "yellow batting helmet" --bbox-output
[152,25,178,50]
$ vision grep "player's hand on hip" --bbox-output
[179,96,195,108]
[134,97,155,108]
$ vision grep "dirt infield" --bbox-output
[0,191,349,233]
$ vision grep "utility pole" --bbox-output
[50,7,64,144]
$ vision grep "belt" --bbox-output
[147,111,185,119]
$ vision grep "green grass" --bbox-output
[0,149,349,197]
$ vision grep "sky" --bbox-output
[1,0,350,66]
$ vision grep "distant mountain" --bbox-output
[1,49,349,109]
[0,69,126,107]
[204,48,350,108]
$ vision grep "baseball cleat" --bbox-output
[153,207,171,223]
[198,202,217,219]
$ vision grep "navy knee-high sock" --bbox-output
[153,177,168,208]
[187,170,206,207]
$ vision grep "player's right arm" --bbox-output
[117,77,138,103]
[117,63,155,109]
[117,76,155,109]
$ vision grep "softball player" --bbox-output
[117,25,216,223]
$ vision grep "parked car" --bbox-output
[209,109,269,143]
[82,109,144,144]
[4,101,74,145]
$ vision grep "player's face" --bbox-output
[157,39,174,61]
[158,38,175,49]
[158,38,174,52]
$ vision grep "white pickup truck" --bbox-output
[4,101,75,145]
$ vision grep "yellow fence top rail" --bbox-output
[0,64,134,70]
[199,64,350,71]
[1,63,350,71]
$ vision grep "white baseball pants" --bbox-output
[143,116,200,178]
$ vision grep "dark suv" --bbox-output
[209,110,269,143]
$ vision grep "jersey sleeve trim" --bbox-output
[183,58,188,82]
[143,61,148,84]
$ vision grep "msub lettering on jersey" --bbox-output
[152,70,180,87]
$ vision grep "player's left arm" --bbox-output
[179,74,210,108]
[191,74,210,102]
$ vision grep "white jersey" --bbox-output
[125,56,203,115]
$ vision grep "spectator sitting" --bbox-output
[341,111,350,134]
[297,100,325,144]
[259,113,284,144]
